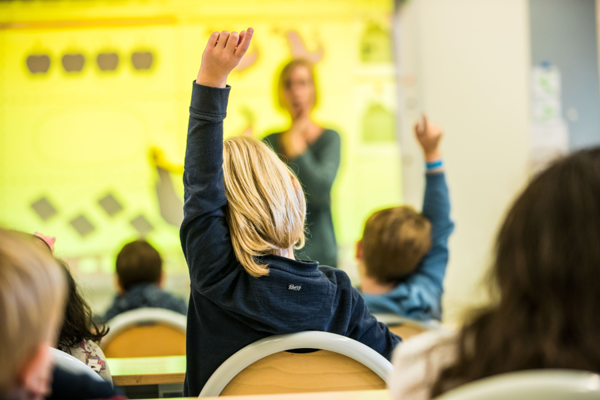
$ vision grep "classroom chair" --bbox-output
[432,370,600,400]
[101,308,186,358]
[372,314,444,339]
[50,347,107,383]
[198,331,393,397]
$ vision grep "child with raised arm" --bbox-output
[181,28,400,396]
[356,115,454,321]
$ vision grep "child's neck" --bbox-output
[360,274,397,295]
[280,246,295,260]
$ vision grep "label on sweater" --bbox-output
[287,284,302,291]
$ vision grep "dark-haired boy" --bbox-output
[357,115,454,321]
[103,240,187,322]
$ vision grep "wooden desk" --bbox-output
[144,389,392,400]
[108,355,186,386]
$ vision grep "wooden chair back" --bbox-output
[220,350,386,396]
[102,323,186,358]
[388,323,428,339]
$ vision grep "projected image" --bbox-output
[0,0,400,273]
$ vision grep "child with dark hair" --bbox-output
[56,259,112,382]
[103,240,187,322]
[391,147,600,399]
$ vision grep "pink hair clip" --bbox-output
[34,232,56,252]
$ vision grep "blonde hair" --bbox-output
[362,206,432,284]
[223,137,306,277]
[0,230,66,397]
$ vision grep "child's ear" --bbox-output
[115,275,125,295]
[158,270,165,289]
[355,240,363,261]
[17,343,53,399]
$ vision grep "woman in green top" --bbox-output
[263,59,341,268]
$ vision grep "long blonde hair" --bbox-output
[0,230,66,397]
[223,137,306,277]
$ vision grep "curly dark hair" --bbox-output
[56,259,108,348]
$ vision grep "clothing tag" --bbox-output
[287,284,302,291]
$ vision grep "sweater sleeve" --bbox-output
[180,82,238,291]
[291,130,341,206]
[346,288,401,360]
[413,173,454,292]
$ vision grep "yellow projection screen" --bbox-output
[0,0,402,274]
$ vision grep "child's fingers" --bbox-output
[235,27,254,57]
[237,30,246,47]
[422,113,429,130]
[207,31,220,48]
[218,31,231,48]
[414,121,421,135]
[226,32,240,52]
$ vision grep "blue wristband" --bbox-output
[426,159,443,170]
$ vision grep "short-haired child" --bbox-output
[357,115,454,321]
[103,240,187,322]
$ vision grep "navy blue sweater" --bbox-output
[181,82,400,396]
[102,283,187,323]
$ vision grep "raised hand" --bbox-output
[196,28,254,88]
[414,113,443,162]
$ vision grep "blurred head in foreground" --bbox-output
[0,229,66,400]
[432,148,600,395]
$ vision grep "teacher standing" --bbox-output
[264,59,341,268]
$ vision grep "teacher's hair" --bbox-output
[432,148,600,396]
[223,137,306,277]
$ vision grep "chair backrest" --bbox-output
[50,347,105,382]
[433,370,600,400]
[199,331,393,397]
[101,308,186,358]
[373,314,443,340]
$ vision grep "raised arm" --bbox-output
[180,29,254,289]
[411,114,454,292]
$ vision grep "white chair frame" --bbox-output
[50,347,105,383]
[198,331,393,398]
[433,369,600,400]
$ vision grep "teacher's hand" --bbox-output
[281,110,310,159]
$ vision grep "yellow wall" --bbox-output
[0,0,402,273]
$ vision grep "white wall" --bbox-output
[396,0,532,324]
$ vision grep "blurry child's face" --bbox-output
[18,308,62,400]
[283,66,315,116]
[19,344,54,400]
